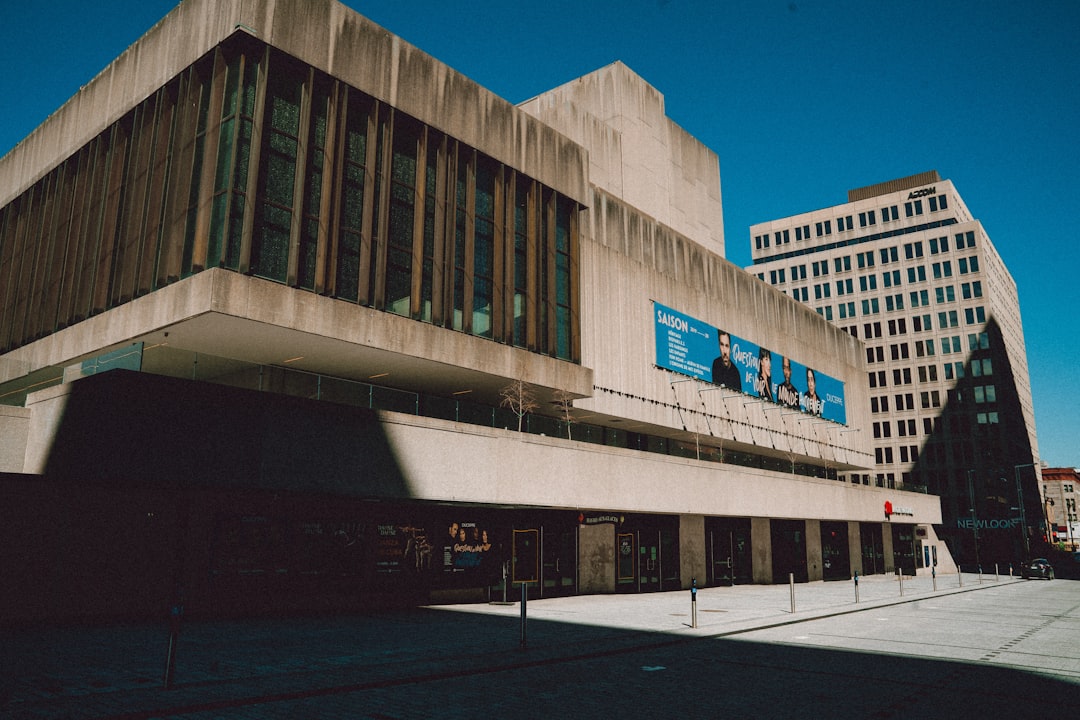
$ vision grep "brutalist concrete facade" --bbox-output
[0,0,947,621]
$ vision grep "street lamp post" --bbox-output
[1014,463,1035,557]
[967,469,980,570]
[1044,498,1056,547]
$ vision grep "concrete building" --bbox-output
[1040,467,1078,550]
[0,0,947,622]
[749,171,1040,566]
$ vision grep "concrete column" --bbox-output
[578,523,615,593]
[679,514,706,589]
[848,521,863,576]
[751,517,772,583]
[882,522,895,573]
[806,520,823,582]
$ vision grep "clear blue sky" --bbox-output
[2,1,1077,467]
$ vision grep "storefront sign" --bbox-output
[957,518,1022,530]
[579,513,624,526]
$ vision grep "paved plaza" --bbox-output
[2,571,1077,718]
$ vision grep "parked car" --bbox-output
[1020,558,1055,579]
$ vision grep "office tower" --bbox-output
[750,171,1041,564]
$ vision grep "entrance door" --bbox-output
[771,519,808,583]
[821,521,851,580]
[541,526,577,597]
[707,518,752,586]
[637,529,679,592]
[860,522,884,575]
[638,531,662,592]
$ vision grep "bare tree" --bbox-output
[499,377,539,432]
[553,388,575,440]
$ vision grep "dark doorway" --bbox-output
[617,516,680,593]
[860,522,885,575]
[705,517,753,586]
[541,524,577,597]
[892,524,917,575]
[771,519,808,583]
[820,521,851,580]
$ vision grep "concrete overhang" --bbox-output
[0,269,593,409]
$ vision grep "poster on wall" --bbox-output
[442,520,495,574]
[653,301,846,424]
[375,524,433,575]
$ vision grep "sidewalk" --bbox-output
[0,571,1021,719]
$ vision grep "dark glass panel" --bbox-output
[335,93,369,302]
[250,57,302,283]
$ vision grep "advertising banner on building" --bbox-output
[653,301,846,423]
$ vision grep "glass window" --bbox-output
[335,91,371,303]
[386,117,421,317]
[471,156,496,336]
[251,59,304,283]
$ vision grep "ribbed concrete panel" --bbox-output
[0,0,588,209]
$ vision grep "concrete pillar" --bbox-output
[679,514,706,589]
[806,520,823,582]
[578,523,615,593]
[848,521,863,577]
[882,522,895,573]
[751,517,772,583]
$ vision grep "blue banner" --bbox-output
[653,302,846,424]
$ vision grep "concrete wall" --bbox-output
[848,521,864,576]
[519,62,724,258]
[22,374,941,526]
[751,517,772,583]
[679,515,707,588]
[0,406,29,473]
[578,522,615,593]
[575,190,873,469]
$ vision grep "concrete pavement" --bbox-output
[0,570,1051,718]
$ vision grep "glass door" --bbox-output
[541,526,577,597]
[638,531,662,592]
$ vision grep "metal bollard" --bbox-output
[978,565,983,584]
[789,572,795,614]
[854,571,860,603]
[691,577,698,628]
[898,568,904,597]
[995,563,999,582]
[520,582,527,649]
[932,565,937,591]
[959,568,964,587]
[163,597,183,690]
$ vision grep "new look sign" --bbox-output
[653,302,846,424]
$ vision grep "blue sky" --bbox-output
[1,1,1077,467]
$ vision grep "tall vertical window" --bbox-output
[452,148,469,331]
[471,157,496,337]
[251,58,303,282]
[335,91,370,302]
[554,196,574,360]
[513,176,530,347]
[297,79,331,291]
[385,116,419,317]
[209,49,259,271]
[420,132,440,323]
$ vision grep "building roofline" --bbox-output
[847,170,941,202]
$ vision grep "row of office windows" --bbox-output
[814,298,986,326]
[752,219,981,267]
[782,255,983,297]
[0,35,580,361]
[753,194,950,250]
[868,358,994,393]
[806,277,982,306]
